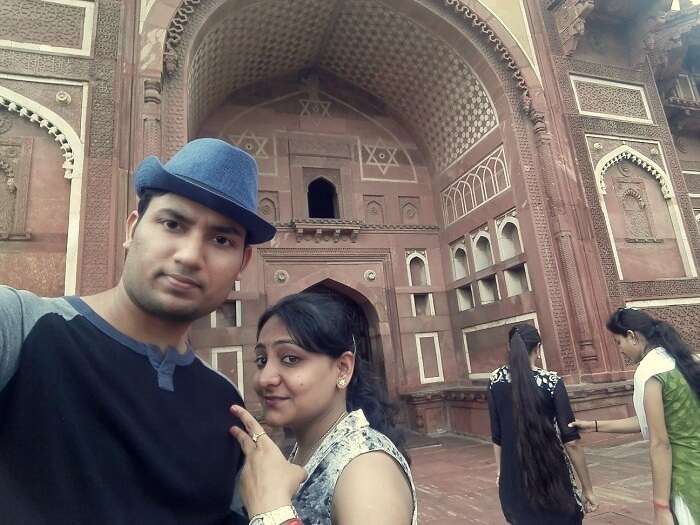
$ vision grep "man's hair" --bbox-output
[134,189,249,245]
[137,189,167,220]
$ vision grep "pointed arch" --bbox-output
[594,145,672,199]
[0,86,85,294]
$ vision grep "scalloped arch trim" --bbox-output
[0,89,81,179]
[595,145,672,200]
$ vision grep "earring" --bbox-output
[337,378,347,388]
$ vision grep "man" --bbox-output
[0,138,276,524]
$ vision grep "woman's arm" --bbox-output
[332,451,413,525]
[493,444,501,483]
[569,416,640,434]
[644,378,674,525]
[564,440,598,512]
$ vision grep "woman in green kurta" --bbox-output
[571,308,700,525]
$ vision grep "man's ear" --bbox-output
[238,244,253,274]
[124,211,139,249]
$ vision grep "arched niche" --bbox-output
[594,147,697,280]
[498,218,522,260]
[0,87,84,294]
[472,233,494,272]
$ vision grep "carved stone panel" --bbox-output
[363,195,385,224]
[0,0,93,56]
[399,196,420,225]
[614,176,654,242]
[258,191,279,223]
[0,137,32,239]
[571,75,652,123]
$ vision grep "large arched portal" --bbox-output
[155,0,614,435]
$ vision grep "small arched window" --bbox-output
[474,236,493,271]
[409,256,428,286]
[453,247,468,280]
[308,178,339,219]
[499,222,522,260]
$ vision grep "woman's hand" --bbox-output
[653,507,674,525]
[229,405,307,516]
[568,420,595,432]
[582,490,599,513]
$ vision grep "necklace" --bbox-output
[291,410,349,466]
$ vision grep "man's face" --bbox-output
[121,193,251,322]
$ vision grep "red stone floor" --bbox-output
[410,432,653,524]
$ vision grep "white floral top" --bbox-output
[291,409,417,525]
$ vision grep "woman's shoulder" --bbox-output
[489,366,510,386]
[533,367,561,394]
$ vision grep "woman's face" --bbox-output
[612,331,643,365]
[253,315,344,429]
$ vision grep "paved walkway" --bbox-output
[410,433,653,524]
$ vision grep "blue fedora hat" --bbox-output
[134,138,276,244]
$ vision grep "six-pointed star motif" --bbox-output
[363,138,399,175]
[229,130,269,158]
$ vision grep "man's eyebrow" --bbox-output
[210,224,245,237]
[155,208,194,225]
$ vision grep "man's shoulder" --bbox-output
[0,286,78,323]
[191,355,244,401]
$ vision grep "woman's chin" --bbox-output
[261,409,289,428]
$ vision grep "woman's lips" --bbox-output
[262,396,289,408]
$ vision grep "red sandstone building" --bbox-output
[1,0,699,436]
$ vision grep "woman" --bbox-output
[488,324,598,524]
[230,292,416,525]
[570,309,700,525]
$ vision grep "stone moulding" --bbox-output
[443,0,535,118]
[0,96,75,179]
[164,0,201,75]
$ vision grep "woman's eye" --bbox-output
[281,355,300,365]
[254,355,266,368]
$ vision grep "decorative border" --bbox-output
[626,297,700,308]
[569,74,653,124]
[415,332,444,384]
[0,0,95,57]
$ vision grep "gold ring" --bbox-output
[251,431,267,444]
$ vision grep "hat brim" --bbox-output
[134,156,276,244]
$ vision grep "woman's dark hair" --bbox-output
[257,292,408,461]
[607,308,700,397]
[507,324,576,513]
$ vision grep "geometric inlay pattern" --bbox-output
[300,97,331,118]
[188,0,497,175]
[188,1,337,132]
[362,138,399,175]
[441,145,509,225]
[571,75,651,123]
[321,0,497,173]
[228,130,269,159]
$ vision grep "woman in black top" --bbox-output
[487,325,598,524]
